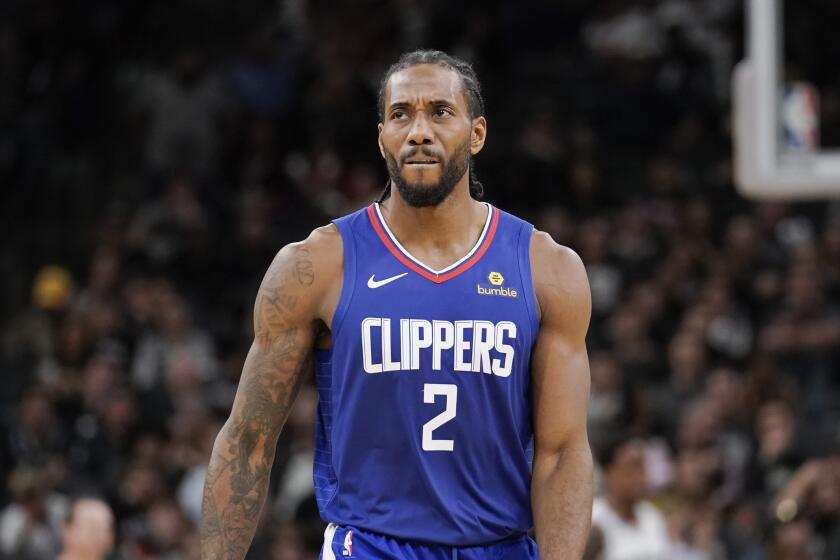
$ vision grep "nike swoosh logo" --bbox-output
[367,273,408,289]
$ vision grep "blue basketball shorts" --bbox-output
[319,523,539,560]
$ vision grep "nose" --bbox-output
[406,112,434,146]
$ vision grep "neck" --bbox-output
[380,174,485,250]
[607,494,637,523]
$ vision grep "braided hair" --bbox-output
[377,50,485,203]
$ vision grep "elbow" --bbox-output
[534,438,593,478]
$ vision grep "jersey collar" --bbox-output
[366,202,499,284]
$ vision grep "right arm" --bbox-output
[529,234,593,559]
[200,227,341,559]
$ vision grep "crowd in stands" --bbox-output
[2,0,840,558]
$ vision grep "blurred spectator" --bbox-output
[7,387,67,470]
[653,333,708,432]
[67,385,138,491]
[131,49,226,176]
[745,400,807,500]
[126,175,212,271]
[131,290,218,393]
[771,454,840,559]
[590,435,672,560]
[227,28,298,118]
[176,417,220,526]
[769,519,817,560]
[58,497,115,560]
[588,351,627,451]
[271,522,310,560]
[145,499,192,558]
[0,468,68,559]
[580,219,622,322]
[584,3,665,60]
[274,386,317,522]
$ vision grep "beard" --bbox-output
[384,141,470,208]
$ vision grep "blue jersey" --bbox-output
[313,202,539,546]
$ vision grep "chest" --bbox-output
[345,263,532,376]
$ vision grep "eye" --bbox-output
[434,108,453,118]
[391,110,407,120]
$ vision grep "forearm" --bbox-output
[200,422,276,559]
[532,441,594,560]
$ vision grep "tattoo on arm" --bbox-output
[295,247,314,286]
[200,247,316,559]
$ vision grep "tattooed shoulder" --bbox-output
[253,226,343,340]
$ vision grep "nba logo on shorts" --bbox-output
[342,530,353,556]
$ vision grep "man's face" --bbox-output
[378,64,486,207]
[605,442,647,504]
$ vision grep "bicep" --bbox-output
[227,243,322,439]
[531,237,592,455]
[532,324,591,455]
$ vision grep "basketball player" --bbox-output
[200,50,593,559]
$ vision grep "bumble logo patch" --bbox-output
[477,271,517,298]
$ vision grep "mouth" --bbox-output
[404,159,439,166]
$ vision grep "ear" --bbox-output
[377,123,386,159]
[470,116,487,156]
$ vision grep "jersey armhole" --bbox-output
[516,222,540,342]
[329,217,357,341]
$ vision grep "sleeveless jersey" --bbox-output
[313,202,540,546]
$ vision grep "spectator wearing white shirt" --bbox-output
[589,435,672,560]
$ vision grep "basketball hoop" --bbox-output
[733,0,840,200]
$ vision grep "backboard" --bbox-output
[733,0,840,199]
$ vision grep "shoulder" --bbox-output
[529,230,586,276]
[255,224,343,326]
[296,223,343,267]
[529,230,591,327]
[263,224,342,286]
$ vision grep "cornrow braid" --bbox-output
[377,49,485,202]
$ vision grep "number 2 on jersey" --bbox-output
[422,383,457,451]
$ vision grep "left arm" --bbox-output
[530,232,593,560]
